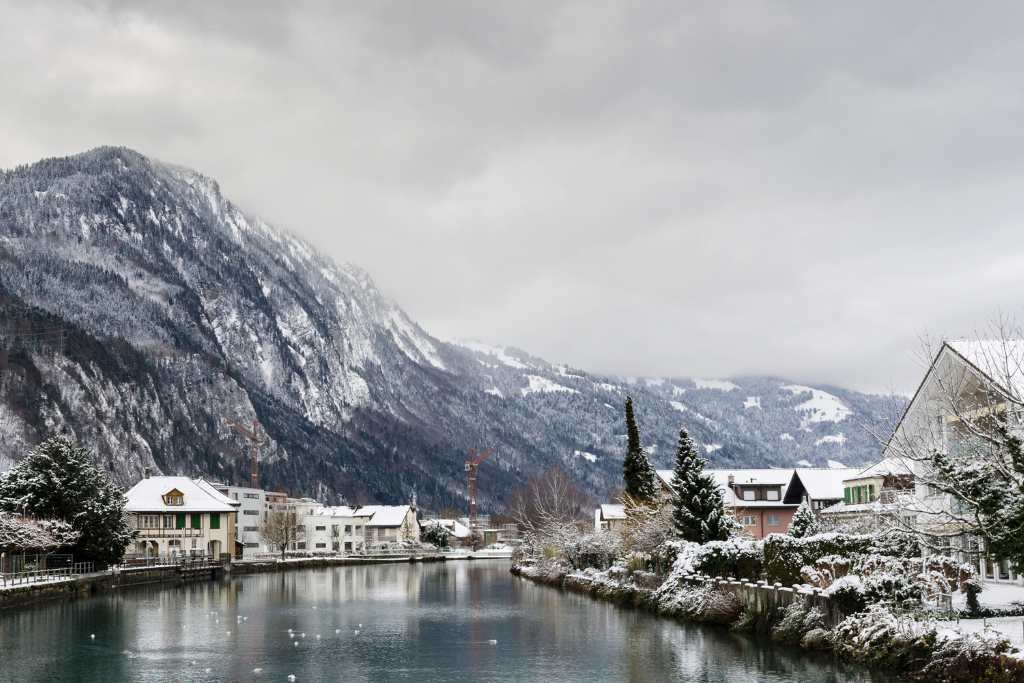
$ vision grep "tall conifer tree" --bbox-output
[622,396,657,503]
[670,428,732,543]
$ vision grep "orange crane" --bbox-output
[224,418,264,489]
[465,448,493,549]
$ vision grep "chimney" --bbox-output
[144,467,152,479]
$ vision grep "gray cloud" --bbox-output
[3,0,1024,392]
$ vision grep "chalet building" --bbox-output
[125,475,238,561]
[364,505,420,547]
[785,468,853,511]
[594,504,627,533]
[884,339,1024,586]
[657,468,797,539]
[213,484,289,559]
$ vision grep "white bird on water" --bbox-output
[334,629,341,634]
[288,676,297,682]
[252,667,263,674]
[89,634,95,640]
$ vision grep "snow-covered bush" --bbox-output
[826,575,867,615]
[916,631,1022,682]
[832,604,938,670]
[869,529,921,558]
[771,601,825,644]
[691,538,763,579]
[654,582,743,624]
[564,532,623,570]
[763,532,873,584]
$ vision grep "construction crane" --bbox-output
[465,448,493,550]
[224,418,264,489]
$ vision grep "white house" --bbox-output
[421,518,472,545]
[300,506,371,555]
[213,484,289,558]
[594,504,626,533]
[884,339,1024,586]
[125,475,238,561]
[363,505,420,547]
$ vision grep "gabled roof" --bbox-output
[658,468,797,507]
[849,457,912,481]
[946,339,1024,398]
[598,504,626,521]
[790,468,853,501]
[125,476,237,513]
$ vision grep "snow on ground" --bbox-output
[815,433,847,446]
[669,401,687,413]
[596,382,621,393]
[780,384,852,426]
[743,396,761,409]
[779,433,794,441]
[704,444,722,453]
[937,616,1024,654]
[671,385,686,396]
[574,450,598,463]
[827,459,848,469]
[693,378,739,391]
[484,387,503,398]
[456,340,529,369]
[520,375,578,396]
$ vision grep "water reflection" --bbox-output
[0,560,885,682]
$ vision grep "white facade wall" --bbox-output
[215,485,289,559]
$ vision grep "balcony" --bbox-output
[134,527,205,538]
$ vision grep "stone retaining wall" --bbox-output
[677,573,846,627]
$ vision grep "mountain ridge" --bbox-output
[0,147,904,510]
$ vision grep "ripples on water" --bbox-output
[0,560,885,682]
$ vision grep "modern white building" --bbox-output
[213,484,289,558]
[125,475,238,561]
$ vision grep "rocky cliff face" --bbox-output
[0,148,902,510]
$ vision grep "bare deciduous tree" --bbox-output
[261,509,296,560]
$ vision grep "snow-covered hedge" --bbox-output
[763,532,875,585]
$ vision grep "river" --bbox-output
[0,560,882,682]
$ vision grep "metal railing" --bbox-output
[0,561,94,588]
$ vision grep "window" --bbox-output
[210,513,220,530]
[243,510,259,516]
[766,514,780,526]
[844,487,850,504]
[245,542,259,548]
[137,514,161,529]
[297,542,306,550]
[766,489,780,501]
[742,489,755,501]
[344,542,352,552]
[163,515,175,529]
[244,493,260,500]
[344,525,352,533]
[190,513,202,529]
[740,515,757,526]
[162,489,185,506]
[168,540,181,548]
[315,526,326,531]
[243,526,258,532]
[868,484,876,502]
[315,543,327,549]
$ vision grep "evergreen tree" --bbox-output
[788,499,820,538]
[0,437,134,567]
[670,428,733,543]
[622,396,657,503]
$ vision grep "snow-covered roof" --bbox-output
[125,476,238,513]
[422,518,471,538]
[946,339,1024,398]
[658,468,796,507]
[361,505,412,527]
[310,506,374,519]
[598,504,626,521]
[848,457,913,481]
[793,468,853,500]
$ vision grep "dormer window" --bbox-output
[162,489,185,506]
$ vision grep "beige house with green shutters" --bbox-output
[125,475,238,561]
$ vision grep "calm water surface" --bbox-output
[0,560,883,682]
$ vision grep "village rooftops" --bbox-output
[845,457,912,482]
[787,468,854,501]
[307,504,412,527]
[125,476,238,514]
[421,518,471,539]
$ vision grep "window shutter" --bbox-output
[191,513,201,529]
[176,513,186,529]
[210,513,220,530]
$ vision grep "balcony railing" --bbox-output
[133,527,205,538]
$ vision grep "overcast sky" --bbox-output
[3,1,1024,393]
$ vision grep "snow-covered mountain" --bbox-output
[0,148,903,510]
